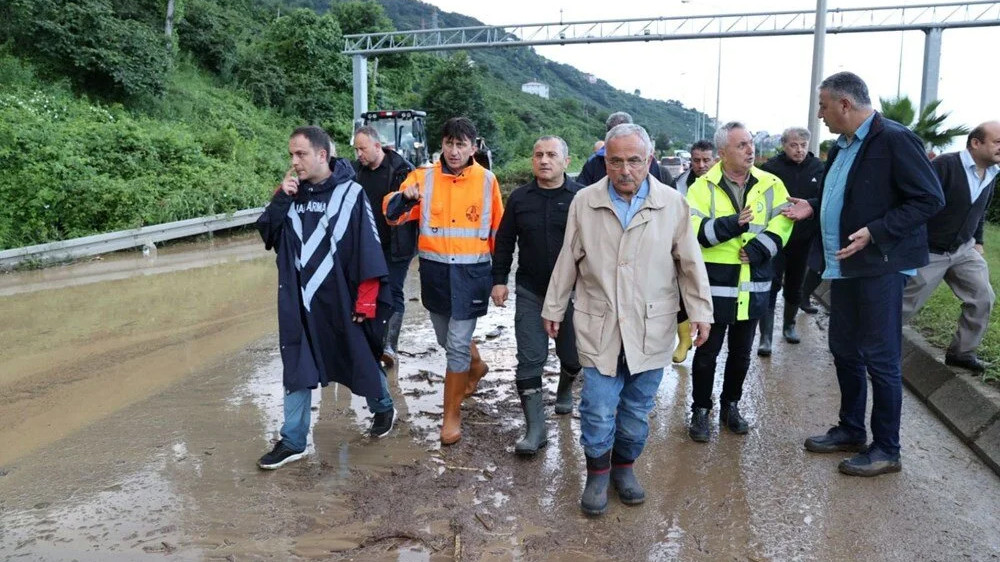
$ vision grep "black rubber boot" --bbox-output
[688,407,710,443]
[611,450,645,505]
[581,451,611,516]
[757,308,775,357]
[720,401,749,434]
[782,304,801,344]
[554,368,577,415]
[514,386,548,455]
[381,311,403,368]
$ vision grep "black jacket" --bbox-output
[761,152,824,243]
[491,175,582,296]
[806,112,944,277]
[351,148,417,262]
[576,149,675,188]
[926,151,995,253]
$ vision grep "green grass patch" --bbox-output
[910,224,1000,383]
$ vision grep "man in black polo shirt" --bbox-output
[903,121,1000,373]
[352,126,416,399]
[491,135,583,455]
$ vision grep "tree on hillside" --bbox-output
[234,8,351,128]
[4,0,173,99]
[420,52,496,152]
[879,95,969,151]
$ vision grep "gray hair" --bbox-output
[605,123,652,156]
[819,71,872,108]
[781,127,811,144]
[714,121,748,150]
[534,135,569,159]
[353,125,383,144]
[605,111,633,132]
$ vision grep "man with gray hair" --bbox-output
[542,123,714,516]
[491,136,584,455]
[757,127,825,354]
[686,122,794,443]
[577,112,674,187]
[784,71,943,477]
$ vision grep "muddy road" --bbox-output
[1,234,998,561]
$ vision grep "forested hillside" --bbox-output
[0,0,706,250]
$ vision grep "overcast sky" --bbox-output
[417,0,997,149]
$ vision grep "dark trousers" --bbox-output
[386,256,413,314]
[828,273,905,455]
[691,318,758,410]
[781,237,812,308]
[768,237,812,309]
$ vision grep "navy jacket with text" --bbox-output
[256,158,391,398]
[806,112,944,277]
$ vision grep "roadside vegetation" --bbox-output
[0,0,705,250]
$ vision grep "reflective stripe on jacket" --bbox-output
[686,162,793,323]
[382,160,504,319]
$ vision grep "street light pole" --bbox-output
[806,0,827,154]
[715,36,722,131]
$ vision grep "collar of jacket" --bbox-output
[702,161,770,189]
[440,157,477,177]
[528,173,576,193]
[587,174,668,213]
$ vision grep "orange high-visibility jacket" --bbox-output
[383,160,503,265]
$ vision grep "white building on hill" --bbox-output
[521,81,549,99]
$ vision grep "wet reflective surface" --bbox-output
[1,236,999,561]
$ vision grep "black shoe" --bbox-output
[258,440,306,470]
[688,407,710,443]
[800,298,819,314]
[804,426,867,453]
[369,408,396,438]
[945,353,987,373]
[838,447,902,477]
[719,401,749,434]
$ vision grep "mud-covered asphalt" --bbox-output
[1,233,998,561]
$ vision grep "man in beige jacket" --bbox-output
[542,124,714,516]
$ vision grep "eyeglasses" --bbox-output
[606,157,647,170]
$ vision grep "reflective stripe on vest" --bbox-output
[417,167,495,264]
[710,280,772,299]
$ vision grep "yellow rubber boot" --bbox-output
[672,320,692,363]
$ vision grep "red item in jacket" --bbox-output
[355,278,379,319]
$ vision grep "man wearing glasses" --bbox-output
[542,124,713,516]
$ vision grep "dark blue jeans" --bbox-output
[387,257,413,314]
[828,273,905,456]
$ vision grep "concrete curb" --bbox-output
[814,282,1000,477]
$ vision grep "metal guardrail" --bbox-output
[0,207,264,270]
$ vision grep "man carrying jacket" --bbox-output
[352,126,417,376]
[383,117,504,446]
[256,126,394,469]
[686,122,794,443]
[902,121,999,374]
[491,135,583,455]
[542,124,713,516]
[784,72,944,477]
[758,127,825,353]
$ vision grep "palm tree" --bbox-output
[879,95,969,152]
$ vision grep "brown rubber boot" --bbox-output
[465,342,490,398]
[441,370,468,445]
